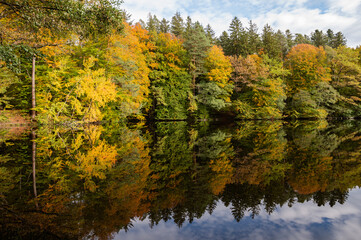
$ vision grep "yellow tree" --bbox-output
[197,45,233,117]
[106,23,151,119]
[285,44,330,93]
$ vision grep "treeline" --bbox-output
[1,1,361,123]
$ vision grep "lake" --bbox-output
[1,120,361,240]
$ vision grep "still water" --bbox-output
[1,120,361,239]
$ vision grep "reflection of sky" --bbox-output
[114,187,361,240]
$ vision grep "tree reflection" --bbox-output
[2,120,361,238]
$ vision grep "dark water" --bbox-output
[1,120,361,240]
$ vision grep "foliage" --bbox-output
[106,23,151,120]
[326,46,361,117]
[37,56,117,123]
[148,32,191,120]
[0,66,19,110]
[0,5,361,121]
[285,44,330,93]
[230,54,286,119]
[197,46,233,117]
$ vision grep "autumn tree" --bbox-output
[326,46,361,117]
[197,45,233,118]
[0,65,19,112]
[285,44,330,92]
[106,23,151,120]
[0,0,123,120]
[148,32,191,120]
[285,44,332,118]
[231,54,287,119]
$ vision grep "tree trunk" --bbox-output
[31,55,36,121]
[32,130,39,210]
[192,58,196,96]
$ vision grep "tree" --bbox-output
[326,29,335,47]
[231,55,287,119]
[275,30,289,58]
[205,24,216,44]
[326,46,361,117]
[246,21,261,55]
[285,44,330,93]
[148,33,191,120]
[228,17,247,56]
[0,66,19,112]
[285,29,294,51]
[311,29,327,47]
[333,32,347,48]
[106,23,151,120]
[197,46,233,116]
[285,44,332,118]
[0,0,123,121]
[171,12,185,38]
[294,33,311,45]
[160,18,170,33]
[146,13,160,33]
[184,24,211,96]
[218,31,231,55]
[261,24,281,59]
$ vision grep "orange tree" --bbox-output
[285,44,330,93]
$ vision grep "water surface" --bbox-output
[1,120,361,239]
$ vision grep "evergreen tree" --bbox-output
[333,32,347,48]
[184,25,211,96]
[311,29,327,47]
[205,24,216,44]
[294,33,311,45]
[327,29,335,47]
[275,30,288,58]
[285,29,294,52]
[171,12,185,38]
[228,17,247,56]
[218,31,231,55]
[184,16,193,39]
[159,18,170,33]
[246,20,261,55]
[146,13,160,33]
[262,24,281,59]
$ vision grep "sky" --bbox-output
[122,0,361,47]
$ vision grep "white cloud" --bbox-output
[121,0,361,47]
[254,8,357,34]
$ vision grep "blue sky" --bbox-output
[122,0,361,47]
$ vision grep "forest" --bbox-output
[1,0,361,124]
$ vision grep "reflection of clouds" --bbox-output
[193,202,234,223]
[260,187,361,224]
[261,201,359,224]
[115,189,361,240]
[332,217,361,240]
[114,219,188,240]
